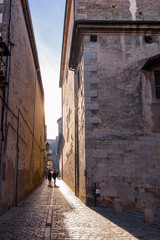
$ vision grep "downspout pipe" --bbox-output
[0,96,5,206]
[0,140,5,206]
[0,0,12,207]
[15,110,20,205]
[32,68,39,152]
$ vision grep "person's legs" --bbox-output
[54,178,56,186]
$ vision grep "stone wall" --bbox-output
[75,0,160,21]
[62,69,76,193]
[61,0,76,192]
[0,0,45,215]
[85,132,160,212]
[82,32,160,211]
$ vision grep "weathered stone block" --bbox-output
[85,90,97,97]
[144,209,154,225]
[84,65,97,72]
[85,78,99,84]
[85,117,101,124]
[114,201,122,214]
[85,103,98,110]
[84,52,97,60]
[76,14,87,19]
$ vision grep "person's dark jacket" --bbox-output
[48,171,52,181]
[53,171,57,180]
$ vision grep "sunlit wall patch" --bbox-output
[129,0,137,20]
[0,13,2,23]
[0,0,4,25]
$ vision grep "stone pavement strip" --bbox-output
[0,179,160,240]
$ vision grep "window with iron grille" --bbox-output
[154,71,160,99]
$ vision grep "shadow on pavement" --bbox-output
[51,187,74,239]
[91,206,160,240]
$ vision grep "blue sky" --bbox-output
[28,0,66,139]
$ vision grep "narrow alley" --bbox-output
[0,178,159,240]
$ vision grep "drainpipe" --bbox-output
[15,110,19,205]
[73,70,79,196]
[32,68,39,152]
[0,140,5,205]
[0,94,7,206]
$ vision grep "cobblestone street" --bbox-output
[0,179,160,240]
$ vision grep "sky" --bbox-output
[28,0,66,139]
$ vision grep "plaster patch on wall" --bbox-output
[120,35,126,53]
[0,13,3,23]
[129,0,137,20]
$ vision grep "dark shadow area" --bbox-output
[53,185,60,188]
[91,206,160,240]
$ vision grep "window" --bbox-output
[90,35,97,42]
[154,71,160,99]
[142,56,160,132]
[144,36,153,44]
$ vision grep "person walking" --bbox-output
[48,169,52,186]
[52,171,57,186]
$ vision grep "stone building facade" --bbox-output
[57,117,63,177]
[60,0,160,214]
[0,0,45,215]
